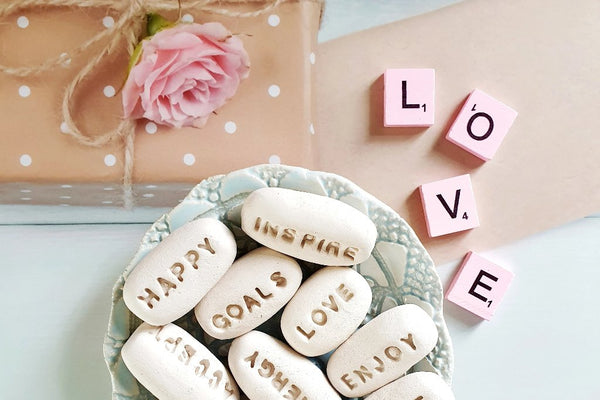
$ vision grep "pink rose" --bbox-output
[122,22,250,128]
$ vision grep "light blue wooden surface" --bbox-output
[2,1,600,399]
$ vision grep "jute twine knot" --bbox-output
[0,0,317,208]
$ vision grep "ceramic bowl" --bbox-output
[103,164,453,399]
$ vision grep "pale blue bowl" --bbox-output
[104,165,454,399]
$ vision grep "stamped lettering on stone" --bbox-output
[152,326,236,396]
[211,272,288,331]
[137,238,216,309]
[296,283,355,341]
[339,333,417,391]
[253,217,359,262]
[243,350,309,399]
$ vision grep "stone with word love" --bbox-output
[241,187,377,266]
[281,266,372,356]
[195,247,302,340]
[123,218,237,326]
[228,330,340,400]
[327,304,439,397]
[121,323,239,400]
[365,372,455,400]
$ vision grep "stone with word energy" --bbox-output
[121,323,239,400]
[195,247,302,339]
[326,304,439,397]
[365,372,455,400]
[228,330,340,400]
[281,266,372,356]
[123,218,237,326]
[241,187,377,266]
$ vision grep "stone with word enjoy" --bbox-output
[228,330,340,400]
[121,323,239,400]
[123,218,237,325]
[326,304,439,397]
[365,372,455,400]
[241,187,377,266]
[195,247,302,340]
[281,266,372,356]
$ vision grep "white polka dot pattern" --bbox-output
[224,121,237,134]
[181,14,194,23]
[183,153,196,166]
[268,84,281,98]
[19,85,31,98]
[103,85,116,98]
[104,154,117,167]
[268,154,281,164]
[309,52,316,65]
[268,14,280,27]
[20,154,32,167]
[102,16,115,28]
[145,122,157,134]
[17,16,29,29]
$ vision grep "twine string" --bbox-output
[0,0,315,207]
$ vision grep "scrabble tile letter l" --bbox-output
[446,252,514,320]
[446,89,518,160]
[384,68,435,127]
[419,174,480,237]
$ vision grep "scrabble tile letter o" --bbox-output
[446,89,518,160]
[419,174,480,237]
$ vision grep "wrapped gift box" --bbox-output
[0,0,321,207]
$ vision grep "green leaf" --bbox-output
[147,13,173,37]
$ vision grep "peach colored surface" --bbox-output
[0,1,320,183]
[316,0,600,264]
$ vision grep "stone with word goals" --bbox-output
[195,247,302,340]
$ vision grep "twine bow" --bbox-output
[0,0,307,208]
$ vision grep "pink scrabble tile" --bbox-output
[384,68,435,127]
[446,252,514,320]
[446,89,518,160]
[419,174,480,238]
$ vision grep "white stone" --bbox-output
[195,247,302,340]
[326,304,439,397]
[228,331,340,400]
[281,266,372,356]
[241,188,377,266]
[365,372,455,400]
[123,218,237,325]
[121,323,239,400]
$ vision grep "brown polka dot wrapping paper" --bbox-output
[0,1,321,207]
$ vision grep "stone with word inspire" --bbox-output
[241,187,377,266]
[365,372,455,400]
[228,330,340,400]
[281,266,372,356]
[195,247,302,339]
[326,304,439,397]
[121,323,239,400]
[123,218,237,326]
